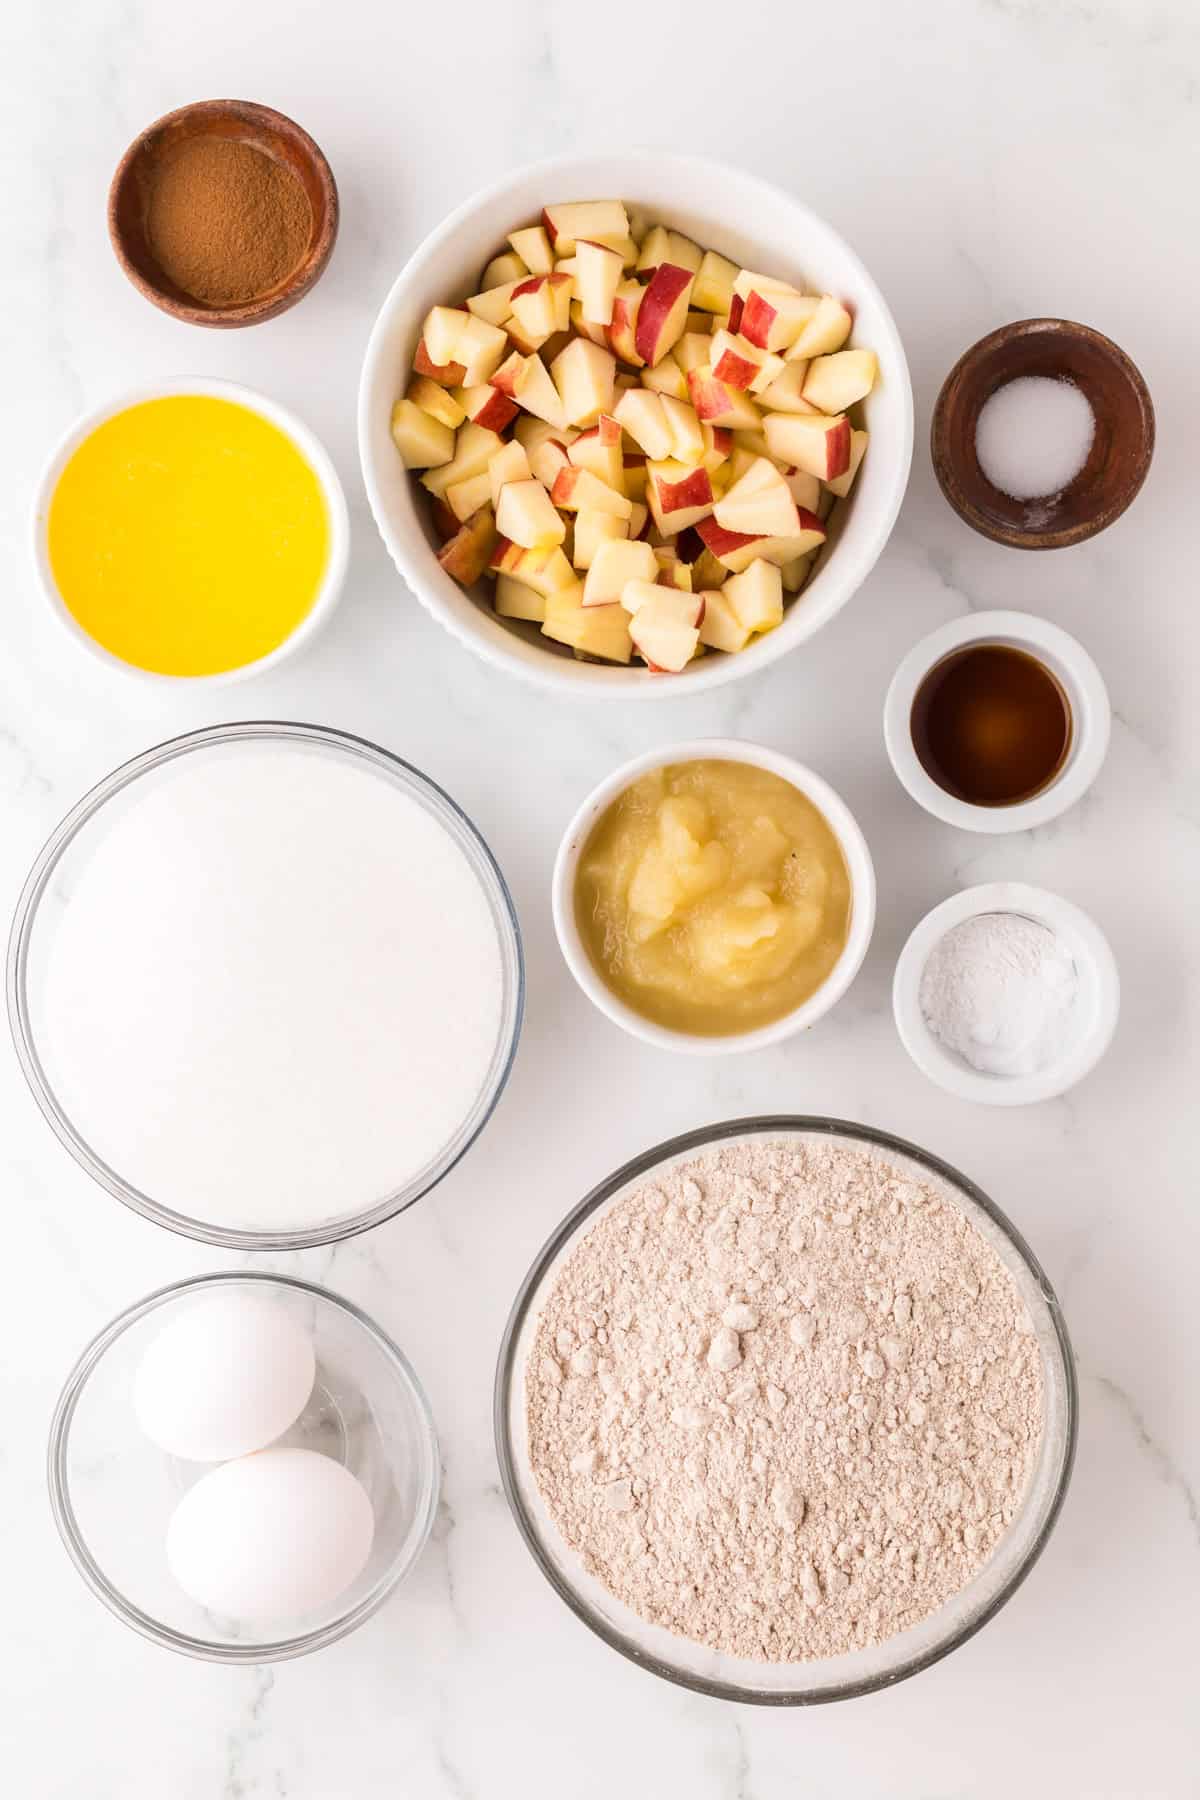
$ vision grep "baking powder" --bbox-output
[920,911,1079,1077]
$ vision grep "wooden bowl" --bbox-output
[930,319,1153,550]
[108,99,338,328]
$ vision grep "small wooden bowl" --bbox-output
[930,319,1153,550]
[108,99,338,328]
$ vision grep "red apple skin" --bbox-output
[686,369,746,425]
[711,345,758,389]
[608,290,644,365]
[710,427,733,455]
[550,467,581,506]
[655,467,713,513]
[795,506,825,535]
[490,534,520,572]
[728,294,744,333]
[739,290,778,350]
[510,275,545,301]
[540,206,561,249]
[696,518,761,558]
[430,497,460,541]
[414,339,467,386]
[634,264,693,365]
[468,390,518,433]
[824,418,853,479]
[438,509,497,584]
[490,352,526,396]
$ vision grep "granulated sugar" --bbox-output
[526,1134,1044,1662]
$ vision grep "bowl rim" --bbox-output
[930,316,1155,550]
[107,97,339,327]
[7,720,525,1249]
[550,738,877,1054]
[30,377,350,686]
[357,149,913,699]
[892,880,1120,1105]
[48,1270,441,1663]
[883,609,1111,833]
[493,1113,1078,1704]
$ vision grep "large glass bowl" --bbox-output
[7,721,524,1250]
[495,1116,1076,1705]
[49,1272,440,1662]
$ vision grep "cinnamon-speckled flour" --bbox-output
[526,1134,1044,1662]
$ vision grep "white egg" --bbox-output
[134,1291,315,1461]
[166,1448,375,1620]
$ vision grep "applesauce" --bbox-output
[574,760,852,1035]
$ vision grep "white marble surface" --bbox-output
[4,1,1198,1793]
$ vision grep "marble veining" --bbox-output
[3,0,1199,1794]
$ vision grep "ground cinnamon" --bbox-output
[145,136,312,307]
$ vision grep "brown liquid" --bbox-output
[911,644,1071,806]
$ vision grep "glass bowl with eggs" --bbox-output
[47,1272,440,1661]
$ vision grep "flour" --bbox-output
[920,912,1079,1077]
[526,1135,1043,1663]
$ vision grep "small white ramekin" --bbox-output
[883,610,1110,832]
[552,739,876,1055]
[893,882,1119,1105]
[31,379,350,686]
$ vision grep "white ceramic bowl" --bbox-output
[883,610,1110,832]
[552,738,876,1054]
[893,882,1120,1105]
[358,152,913,698]
[31,379,349,686]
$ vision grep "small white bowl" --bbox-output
[31,379,350,686]
[552,739,876,1055]
[883,610,1110,832]
[893,882,1119,1105]
[358,151,913,699]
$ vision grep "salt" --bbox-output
[974,375,1095,501]
[37,741,507,1232]
[919,911,1079,1078]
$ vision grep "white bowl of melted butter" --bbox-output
[552,739,876,1055]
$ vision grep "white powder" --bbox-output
[920,912,1079,1078]
[975,375,1095,500]
[526,1135,1043,1663]
[38,742,505,1232]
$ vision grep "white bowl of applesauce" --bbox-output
[552,740,876,1054]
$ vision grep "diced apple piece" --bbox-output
[732,426,772,459]
[660,395,704,464]
[697,588,751,653]
[541,200,630,256]
[582,537,659,607]
[550,337,616,427]
[487,439,532,509]
[802,349,878,413]
[756,362,816,413]
[572,508,628,570]
[692,546,730,589]
[574,600,634,663]
[724,559,784,634]
[614,387,673,461]
[496,479,566,549]
[489,350,526,398]
[530,433,572,489]
[695,518,768,574]
[466,282,517,328]
[782,551,816,594]
[420,422,504,497]
[460,382,517,434]
[686,366,762,431]
[494,572,546,623]
[620,577,666,616]
[508,225,554,275]
[713,456,799,537]
[640,356,688,401]
[423,306,470,367]
[509,352,569,429]
[628,499,649,539]
[570,300,609,348]
[510,275,561,342]
[635,263,695,366]
[445,468,493,522]
[551,463,632,519]
[763,410,852,480]
[541,581,588,649]
[780,463,821,511]
[628,591,702,671]
[514,414,577,454]
[576,239,624,326]
[414,338,467,387]
[482,250,528,289]
[636,227,701,276]
[824,428,869,499]
[653,548,692,592]
[390,399,455,470]
[673,332,715,375]
[787,294,853,359]
[568,416,623,490]
[740,286,819,353]
[692,249,738,314]
[437,505,497,585]
[456,316,509,385]
[606,280,645,366]
[408,376,465,430]
[709,329,765,390]
[646,459,715,533]
[491,538,576,595]
[700,423,732,471]
[502,313,548,356]
[551,277,573,334]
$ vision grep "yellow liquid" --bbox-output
[575,761,853,1036]
[47,395,329,676]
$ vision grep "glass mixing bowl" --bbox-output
[495,1116,1076,1705]
[7,721,524,1250]
[48,1272,440,1662]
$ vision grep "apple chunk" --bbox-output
[541,200,630,255]
[550,336,616,426]
[487,439,531,509]
[698,588,751,653]
[494,572,547,624]
[437,506,497,585]
[628,590,702,670]
[723,559,784,634]
[824,428,869,498]
[551,464,632,519]
[614,387,674,461]
[572,508,628,570]
[787,294,853,359]
[407,376,465,430]
[692,249,738,315]
[646,459,715,533]
[509,352,569,429]
[582,537,659,607]
[635,263,696,366]
[575,239,624,325]
[497,479,566,549]
[801,349,878,413]
[507,225,554,275]
[713,457,799,537]
[685,367,762,431]
[568,415,623,490]
[460,383,517,434]
[390,399,455,469]
[763,410,853,480]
